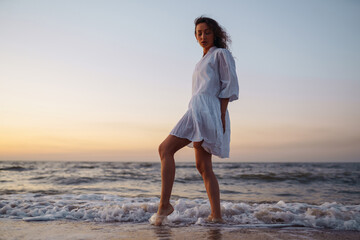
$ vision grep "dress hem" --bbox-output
[169,133,229,159]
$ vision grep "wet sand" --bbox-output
[1,219,360,240]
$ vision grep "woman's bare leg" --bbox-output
[156,135,190,222]
[194,142,222,220]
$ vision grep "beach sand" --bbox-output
[1,219,359,240]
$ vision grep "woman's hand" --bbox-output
[221,113,226,133]
[220,98,229,134]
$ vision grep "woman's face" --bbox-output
[195,23,214,50]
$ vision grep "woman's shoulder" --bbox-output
[213,47,229,53]
[213,47,235,63]
[213,47,233,58]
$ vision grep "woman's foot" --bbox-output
[207,214,224,223]
[153,203,174,226]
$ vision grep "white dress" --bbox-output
[170,46,239,158]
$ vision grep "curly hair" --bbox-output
[194,16,231,50]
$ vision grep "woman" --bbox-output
[153,16,239,225]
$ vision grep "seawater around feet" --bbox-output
[0,161,359,231]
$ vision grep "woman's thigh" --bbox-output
[159,135,191,156]
[193,141,213,170]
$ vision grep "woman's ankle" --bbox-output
[158,202,174,215]
[207,214,223,223]
[159,202,170,209]
[208,213,222,220]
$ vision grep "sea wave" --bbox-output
[222,172,357,183]
[0,194,359,231]
[1,161,359,206]
[0,166,33,171]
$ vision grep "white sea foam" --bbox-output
[0,194,359,231]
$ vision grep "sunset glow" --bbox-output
[1,0,359,162]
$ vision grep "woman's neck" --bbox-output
[203,45,214,57]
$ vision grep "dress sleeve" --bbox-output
[217,49,239,102]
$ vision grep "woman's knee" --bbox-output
[158,142,167,159]
[159,135,190,160]
[158,141,175,160]
[196,161,205,175]
[196,160,213,177]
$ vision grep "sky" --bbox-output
[0,0,359,162]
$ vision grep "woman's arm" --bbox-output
[220,98,229,133]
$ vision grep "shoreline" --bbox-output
[1,219,359,240]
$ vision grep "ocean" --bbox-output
[0,161,359,233]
